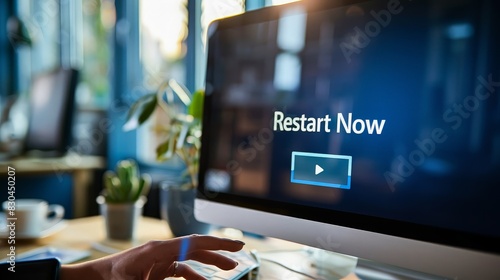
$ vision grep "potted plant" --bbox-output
[97,159,151,240]
[124,79,211,236]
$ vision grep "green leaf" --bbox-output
[125,94,154,121]
[156,139,170,161]
[188,90,204,119]
[131,174,151,202]
[128,177,139,201]
[138,94,158,124]
[123,93,157,131]
[102,159,151,203]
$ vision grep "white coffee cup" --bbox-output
[2,199,64,236]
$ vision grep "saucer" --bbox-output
[0,212,67,239]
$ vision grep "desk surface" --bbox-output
[0,155,106,218]
[4,216,359,280]
[0,155,105,174]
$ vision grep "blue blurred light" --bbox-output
[446,23,474,40]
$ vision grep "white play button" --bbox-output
[315,164,324,175]
[291,151,353,189]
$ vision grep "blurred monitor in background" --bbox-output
[23,67,78,157]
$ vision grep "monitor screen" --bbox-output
[24,68,78,155]
[196,0,500,278]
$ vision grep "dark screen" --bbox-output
[201,0,500,250]
[24,68,77,155]
[0,258,60,280]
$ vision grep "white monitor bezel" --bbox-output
[195,199,500,279]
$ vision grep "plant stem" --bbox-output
[178,147,197,188]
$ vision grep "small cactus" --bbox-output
[103,159,151,203]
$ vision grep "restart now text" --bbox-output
[273,111,386,135]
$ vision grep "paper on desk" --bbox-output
[309,247,358,279]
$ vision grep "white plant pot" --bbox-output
[97,195,147,240]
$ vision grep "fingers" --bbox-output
[172,262,207,280]
[185,250,239,271]
[149,250,239,280]
[149,261,207,280]
[144,235,245,280]
[180,234,246,252]
[147,235,245,263]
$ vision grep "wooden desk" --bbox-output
[0,155,105,217]
[3,216,359,279]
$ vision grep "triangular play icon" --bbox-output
[315,164,324,175]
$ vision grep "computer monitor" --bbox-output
[195,0,500,278]
[24,67,78,156]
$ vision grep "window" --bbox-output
[77,0,114,108]
[136,0,244,164]
[269,0,300,5]
[140,0,188,92]
[112,0,302,166]
[16,0,60,96]
[7,0,61,140]
[15,0,113,108]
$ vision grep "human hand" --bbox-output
[60,234,245,280]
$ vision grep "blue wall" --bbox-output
[1,174,74,219]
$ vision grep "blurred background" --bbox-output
[0,0,299,219]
